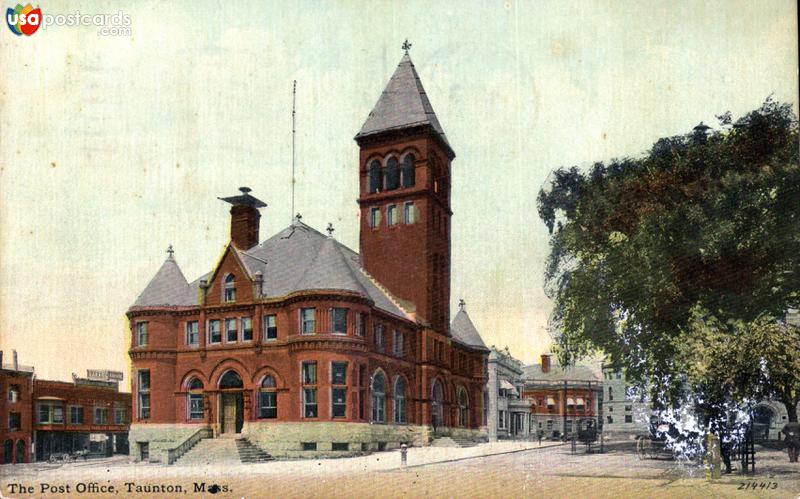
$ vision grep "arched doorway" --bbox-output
[3,440,12,464]
[431,379,444,431]
[753,405,774,442]
[218,370,244,434]
[15,440,25,464]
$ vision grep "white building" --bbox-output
[486,347,531,441]
[600,364,650,438]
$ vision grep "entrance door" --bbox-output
[221,393,243,434]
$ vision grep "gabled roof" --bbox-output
[131,254,194,308]
[450,308,489,351]
[356,54,451,152]
[168,220,412,321]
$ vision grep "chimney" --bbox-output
[541,354,551,374]
[13,350,18,370]
[218,187,267,250]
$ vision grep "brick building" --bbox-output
[522,354,602,440]
[1,351,34,464]
[1,351,131,464]
[33,377,131,461]
[127,51,489,462]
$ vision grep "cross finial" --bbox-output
[326,222,335,237]
[295,213,302,221]
[402,39,412,54]
[458,298,466,310]
[166,244,174,258]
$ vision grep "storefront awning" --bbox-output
[566,397,575,405]
[500,379,518,395]
[37,396,65,401]
[575,397,586,406]
[546,396,556,405]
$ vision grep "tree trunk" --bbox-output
[782,395,798,423]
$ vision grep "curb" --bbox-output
[382,443,567,471]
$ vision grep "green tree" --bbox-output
[538,98,800,418]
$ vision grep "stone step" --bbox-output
[235,438,274,463]
[174,438,242,466]
[431,436,479,448]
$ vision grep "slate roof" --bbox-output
[521,361,601,382]
[356,54,450,151]
[450,308,489,351]
[131,255,195,308]
[132,220,413,321]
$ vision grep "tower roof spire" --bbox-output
[355,49,453,158]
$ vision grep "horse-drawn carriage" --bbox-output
[47,449,90,464]
[571,418,600,453]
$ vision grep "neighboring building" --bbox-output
[522,354,602,439]
[600,365,650,439]
[486,347,530,441]
[127,50,489,462]
[1,351,34,464]
[33,376,131,461]
[1,351,131,464]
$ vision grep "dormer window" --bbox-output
[223,274,236,302]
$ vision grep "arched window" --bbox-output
[371,371,386,423]
[223,274,236,302]
[186,378,204,420]
[368,160,382,193]
[219,370,243,389]
[431,379,443,429]
[384,157,399,191]
[393,377,406,424]
[2,440,12,464]
[458,387,469,427]
[15,439,25,464]
[401,154,415,187]
[258,375,277,419]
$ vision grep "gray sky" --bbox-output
[1,0,797,382]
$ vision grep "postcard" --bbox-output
[1,1,798,497]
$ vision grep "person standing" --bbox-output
[782,422,800,463]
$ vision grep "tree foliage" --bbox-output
[538,98,800,414]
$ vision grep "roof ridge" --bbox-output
[354,264,416,322]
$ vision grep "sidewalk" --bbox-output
[0,440,563,481]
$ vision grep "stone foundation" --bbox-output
[130,422,488,462]
[243,421,431,458]
[128,424,210,463]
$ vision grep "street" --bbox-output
[2,441,798,498]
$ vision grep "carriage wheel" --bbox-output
[636,437,646,460]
